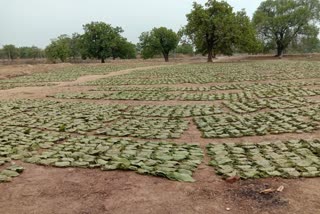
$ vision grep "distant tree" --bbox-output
[176,27,194,55]
[253,0,320,57]
[138,27,179,62]
[233,10,263,55]
[3,44,19,60]
[185,0,259,62]
[19,46,43,59]
[289,26,320,53]
[0,49,5,59]
[45,34,71,62]
[111,37,136,60]
[176,44,194,55]
[81,22,123,63]
[69,33,82,59]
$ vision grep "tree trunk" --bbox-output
[275,42,284,58]
[163,53,169,62]
[101,58,105,63]
[207,49,213,63]
[213,52,217,59]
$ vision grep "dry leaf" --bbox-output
[225,176,240,183]
[260,188,275,194]
[277,185,284,192]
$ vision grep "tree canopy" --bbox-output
[2,45,19,60]
[45,34,72,63]
[19,46,44,59]
[138,27,179,62]
[253,0,320,57]
[185,0,259,62]
[110,37,136,60]
[81,22,123,63]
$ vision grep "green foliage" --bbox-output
[81,22,123,63]
[19,46,44,59]
[0,49,6,59]
[185,0,259,62]
[2,44,19,60]
[45,34,72,63]
[288,25,320,53]
[138,27,179,62]
[176,43,194,55]
[253,0,320,57]
[69,33,82,59]
[111,37,136,60]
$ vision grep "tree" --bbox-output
[3,44,19,60]
[176,27,194,55]
[111,37,136,60]
[289,25,320,53]
[45,34,71,62]
[253,0,320,57]
[176,44,194,55]
[81,22,123,63]
[0,49,5,59]
[69,33,82,59]
[19,46,43,59]
[185,0,259,62]
[138,27,179,62]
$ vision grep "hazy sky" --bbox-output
[0,0,263,48]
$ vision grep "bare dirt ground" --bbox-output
[0,57,320,214]
[0,63,73,80]
[0,162,319,214]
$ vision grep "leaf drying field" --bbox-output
[1,60,320,214]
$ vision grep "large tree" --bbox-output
[111,37,136,60]
[138,27,179,62]
[185,0,259,62]
[81,22,123,63]
[45,34,72,62]
[253,0,320,57]
[3,44,19,60]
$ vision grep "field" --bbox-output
[0,57,320,214]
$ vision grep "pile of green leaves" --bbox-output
[29,136,203,182]
[224,97,313,113]
[207,139,320,179]
[194,109,318,138]
[3,102,127,134]
[123,105,222,117]
[96,116,189,139]
[0,165,24,183]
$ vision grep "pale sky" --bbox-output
[0,0,263,48]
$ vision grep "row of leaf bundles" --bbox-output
[1,102,127,134]
[206,139,320,179]
[83,61,320,85]
[223,97,312,114]
[26,136,204,182]
[122,104,223,117]
[194,110,318,138]
[50,91,254,101]
[96,116,189,139]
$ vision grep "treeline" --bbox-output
[1,0,320,63]
[0,45,45,60]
